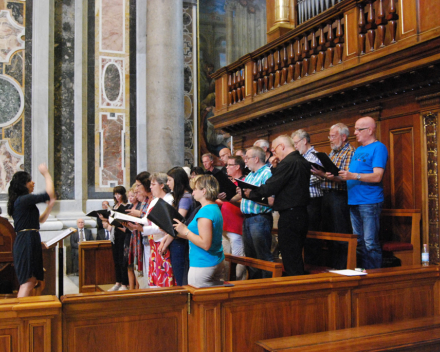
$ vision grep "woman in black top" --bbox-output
[8,164,56,297]
[102,186,129,291]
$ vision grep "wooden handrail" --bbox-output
[224,253,284,280]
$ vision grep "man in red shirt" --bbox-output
[219,155,246,280]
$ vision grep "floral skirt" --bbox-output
[148,237,176,287]
[128,230,144,275]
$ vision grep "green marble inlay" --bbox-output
[104,63,121,102]
[0,78,21,124]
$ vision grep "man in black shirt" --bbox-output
[245,135,310,276]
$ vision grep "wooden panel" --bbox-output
[380,114,422,211]
[344,7,359,60]
[352,278,437,327]
[30,323,46,352]
[399,0,417,39]
[0,329,16,352]
[42,248,56,296]
[419,0,440,33]
[389,128,415,209]
[79,241,115,293]
[225,293,330,352]
[62,288,188,352]
[0,296,61,352]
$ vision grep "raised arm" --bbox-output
[38,163,56,223]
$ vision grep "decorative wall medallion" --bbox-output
[0,10,25,63]
[103,63,121,102]
[5,51,23,86]
[0,74,23,127]
[100,57,124,108]
[183,33,193,64]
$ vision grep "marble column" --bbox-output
[225,1,234,66]
[136,0,148,171]
[146,1,184,172]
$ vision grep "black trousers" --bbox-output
[278,206,308,276]
[112,233,129,285]
[304,197,323,266]
[321,190,353,269]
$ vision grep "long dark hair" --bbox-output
[167,167,192,209]
[135,171,151,193]
[8,171,32,216]
[113,185,127,205]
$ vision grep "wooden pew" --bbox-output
[61,288,188,352]
[78,240,115,293]
[0,295,61,352]
[272,229,358,270]
[186,265,440,352]
[381,209,422,266]
[256,315,440,351]
[224,253,284,280]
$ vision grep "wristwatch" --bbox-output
[356,173,361,180]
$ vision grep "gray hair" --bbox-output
[150,172,171,193]
[253,139,270,150]
[247,146,266,163]
[273,135,294,148]
[291,129,310,143]
[201,153,213,161]
[330,123,349,137]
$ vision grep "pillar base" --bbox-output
[267,23,295,42]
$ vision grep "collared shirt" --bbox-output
[302,146,323,198]
[321,142,355,191]
[240,165,272,215]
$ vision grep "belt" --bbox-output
[18,229,39,232]
[322,189,346,193]
[243,213,272,219]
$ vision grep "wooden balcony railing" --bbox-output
[212,0,439,122]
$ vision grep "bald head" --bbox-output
[271,135,295,161]
[354,116,377,146]
[219,147,232,165]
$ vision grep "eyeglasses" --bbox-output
[354,127,369,132]
[328,135,338,140]
[293,138,304,146]
[226,164,238,167]
[244,156,256,161]
[272,143,282,152]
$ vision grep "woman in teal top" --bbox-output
[174,175,224,287]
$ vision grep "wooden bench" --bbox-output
[256,315,440,351]
[381,209,421,266]
[224,253,284,280]
[272,229,358,270]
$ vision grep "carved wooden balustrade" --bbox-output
[212,0,437,125]
[298,0,344,25]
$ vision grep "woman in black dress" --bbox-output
[8,164,56,297]
[101,186,129,291]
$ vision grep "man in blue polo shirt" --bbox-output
[339,116,388,269]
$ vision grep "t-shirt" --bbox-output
[187,204,224,267]
[347,141,388,205]
[178,192,194,215]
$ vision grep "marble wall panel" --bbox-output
[183,3,196,166]
[99,112,125,187]
[24,0,32,174]
[0,139,23,192]
[53,0,75,199]
[100,0,124,53]
[4,51,23,85]
[0,9,25,63]
[0,2,25,196]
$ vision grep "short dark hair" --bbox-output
[113,185,128,205]
[136,171,151,192]
[228,156,245,174]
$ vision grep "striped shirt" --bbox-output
[302,146,323,198]
[240,165,272,215]
[321,142,355,191]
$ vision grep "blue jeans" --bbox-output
[242,214,273,279]
[350,202,383,269]
[169,237,189,286]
